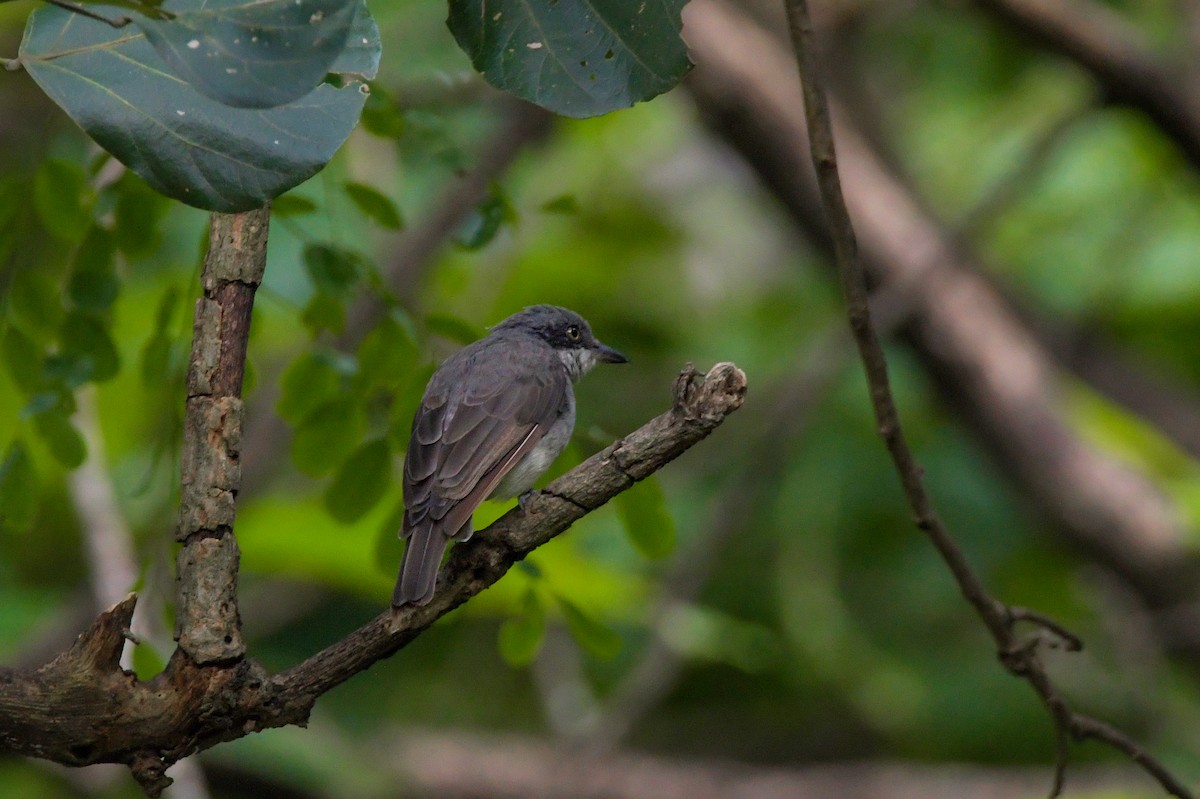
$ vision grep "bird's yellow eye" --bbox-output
[566,324,581,341]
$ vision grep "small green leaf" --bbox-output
[2,326,42,395]
[32,408,87,469]
[153,286,179,333]
[33,158,93,242]
[324,438,392,523]
[424,313,483,345]
[9,270,63,335]
[42,357,93,390]
[556,595,621,659]
[516,559,542,579]
[0,441,37,532]
[22,392,61,419]
[304,243,361,296]
[277,351,346,425]
[615,476,676,559]
[140,333,173,388]
[356,316,417,391]
[68,226,119,311]
[360,84,406,139]
[344,182,403,230]
[271,194,319,217]
[499,589,546,666]
[131,641,166,680]
[301,292,347,336]
[374,498,407,572]
[454,187,515,250]
[112,172,168,257]
[388,363,435,452]
[291,398,364,476]
[59,312,120,383]
[540,194,580,214]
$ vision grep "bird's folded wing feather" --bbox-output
[402,338,567,538]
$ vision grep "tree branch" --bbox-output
[276,362,747,696]
[779,1,1191,796]
[174,208,270,665]
[0,361,745,796]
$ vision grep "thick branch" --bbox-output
[779,0,1191,796]
[174,208,269,666]
[0,363,745,796]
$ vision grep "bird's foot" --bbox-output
[517,489,540,514]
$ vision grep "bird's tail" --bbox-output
[392,523,449,608]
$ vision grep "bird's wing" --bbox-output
[402,337,568,537]
[394,335,567,607]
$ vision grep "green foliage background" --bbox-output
[0,0,1198,796]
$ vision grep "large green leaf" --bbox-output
[135,0,359,109]
[446,0,691,118]
[19,1,381,212]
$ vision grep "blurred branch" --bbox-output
[806,3,1200,495]
[951,104,1093,239]
[684,0,1200,625]
[780,0,1190,796]
[0,362,745,796]
[972,0,1200,170]
[383,728,1149,799]
[69,388,138,613]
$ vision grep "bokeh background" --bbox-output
[2,0,1199,796]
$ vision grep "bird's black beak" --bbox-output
[593,342,629,364]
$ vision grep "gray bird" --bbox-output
[392,305,628,608]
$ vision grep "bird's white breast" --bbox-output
[490,387,576,499]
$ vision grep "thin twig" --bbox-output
[781,1,1194,797]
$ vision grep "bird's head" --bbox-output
[494,305,628,380]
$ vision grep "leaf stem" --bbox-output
[43,0,130,28]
